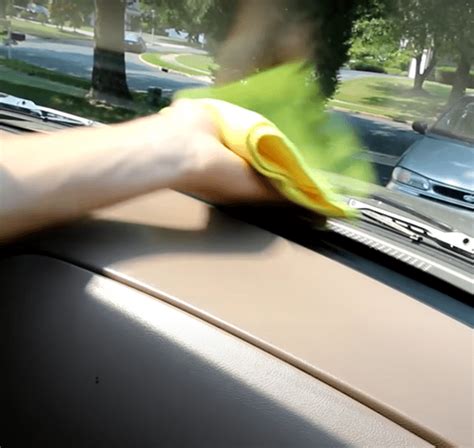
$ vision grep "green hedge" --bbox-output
[435,67,474,88]
[348,61,387,73]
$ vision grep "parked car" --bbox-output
[388,95,474,210]
[124,32,147,53]
[23,3,50,22]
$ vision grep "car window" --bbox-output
[431,99,474,143]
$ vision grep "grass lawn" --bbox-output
[0,79,143,123]
[0,59,159,123]
[175,54,217,73]
[0,65,86,97]
[330,77,470,122]
[141,52,207,76]
[11,18,91,40]
[0,57,90,89]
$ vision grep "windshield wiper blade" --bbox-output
[0,93,94,127]
[370,194,453,231]
[349,199,474,259]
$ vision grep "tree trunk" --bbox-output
[413,49,437,92]
[89,0,131,103]
[449,51,471,105]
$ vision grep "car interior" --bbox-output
[1,0,473,447]
[2,189,472,447]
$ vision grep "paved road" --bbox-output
[339,69,399,82]
[0,35,205,91]
[336,111,421,185]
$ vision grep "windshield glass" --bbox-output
[431,97,474,143]
[1,0,473,233]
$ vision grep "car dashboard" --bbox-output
[1,189,472,447]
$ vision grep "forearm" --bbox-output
[0,115,192,241]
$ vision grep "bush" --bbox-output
[349,61,386,73]
[435,67,474,88]
[387,52,412,72]
[37,13,48,24]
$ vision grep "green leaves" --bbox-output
[50,0,94,29]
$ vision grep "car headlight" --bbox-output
[392,167,430,190]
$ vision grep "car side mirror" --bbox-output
[412,121,428,135]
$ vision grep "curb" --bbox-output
[138,54,212,83]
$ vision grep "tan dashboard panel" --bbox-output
[37,190,472,447]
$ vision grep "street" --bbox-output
[336,112,421,184]
[0,35,205,91]
[0,35,421,185]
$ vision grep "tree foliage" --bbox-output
[442,0,474,103]
[166,0,213,42]
[394,0,444,89]
[50,0,94,30]
[142,0,236,43]
[349,16,399,68]
[282,0,377,98]
[0,0,9,18]
[144,0,369,98]
[386,0,472,97]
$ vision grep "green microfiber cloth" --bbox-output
[176,61,375,218]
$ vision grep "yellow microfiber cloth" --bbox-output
[176,61,375,218]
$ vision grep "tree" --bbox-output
[349,15,400,69]
[145,0,375,97]
[394,0,445,91]
[211,0,375,98]
[168,0,213,43]
[444,0,473,104]
[0,0,15,18]
[89,0,131,103]
[50,0,94,30]
[303,0,382,97]
[50,0,69,29]
[143,0,221,43]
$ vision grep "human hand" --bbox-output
[158,99,283,204]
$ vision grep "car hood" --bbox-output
[399,135,474,191]
[328,173,473,235]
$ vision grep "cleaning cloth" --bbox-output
[176,61,375,218]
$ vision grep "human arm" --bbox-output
[0,100,279,242]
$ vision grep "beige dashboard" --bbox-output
[30,189,473,447]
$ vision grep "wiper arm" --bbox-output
[0,93,94,127]
[349,199,474,259]
[370,194,453,231]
